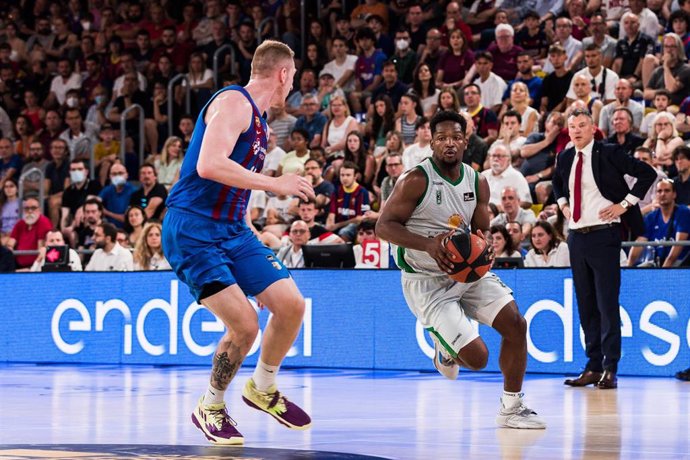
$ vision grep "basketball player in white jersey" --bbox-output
[376,110,545,429]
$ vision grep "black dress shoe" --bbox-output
[564,370,603,386]
[596,370,618,389]
[675,367,690,381]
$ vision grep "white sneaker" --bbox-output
[496,398,546,429]
[431,335,459,380]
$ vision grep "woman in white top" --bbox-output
[321,95,359,158]
[413,63,440,117]
[524,221,570,267]
[490,224,522,259]
[133,222,172,270]
[184,52,213,110]
[185,52,214,90]
[154,136,183,190]
[499,82,539,135]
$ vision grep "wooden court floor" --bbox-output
[1,364,688,459]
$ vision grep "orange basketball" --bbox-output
[445,232,491,283]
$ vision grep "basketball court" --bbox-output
[1,363,688,459]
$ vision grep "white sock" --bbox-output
[252,359,279,392]
[501,391,523,409]
[203,384,225,406]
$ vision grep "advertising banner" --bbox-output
[1,269,688,376]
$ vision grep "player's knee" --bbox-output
[285,295,305,321]
[459,339,489,370]
[461,349,489,371]
[464,356,488,371]
[506,313,527,341]
[231,322,259,351]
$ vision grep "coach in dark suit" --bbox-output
[553,108,656,389]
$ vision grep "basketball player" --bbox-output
[376,110,545,429]
[162,40,315,445]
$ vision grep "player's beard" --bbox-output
[441,157,460,168]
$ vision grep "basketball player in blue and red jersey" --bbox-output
[162,40,315,445]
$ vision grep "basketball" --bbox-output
[445,232,491,283]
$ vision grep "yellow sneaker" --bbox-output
[242,379,312,430]
[191,396,244,445]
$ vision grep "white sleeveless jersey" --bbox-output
[393,158,479,275]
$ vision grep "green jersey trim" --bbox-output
[429,157,464,186]
[397,246,417,273]
[426,327,458,358]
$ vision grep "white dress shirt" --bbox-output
[566,66,620,102]
[85,243,134,271]
[564,140,616,229]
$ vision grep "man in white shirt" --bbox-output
[402,118,432,170]
[30,230,83,272]
[323,37,358,92]
[481,144,532,208]
[472,52,507,110]
[553,107,655,389]
[566,44,619,104]
[86,223,134,271]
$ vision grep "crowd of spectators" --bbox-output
[1,0,690,272]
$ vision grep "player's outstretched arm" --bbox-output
[197,91,314,201]
[376,169,456,273]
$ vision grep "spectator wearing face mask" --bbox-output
[61,159,102,232]
[392,28,418,84]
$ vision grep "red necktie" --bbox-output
[573,151,583,223]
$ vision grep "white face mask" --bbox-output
[396,39,410,51]
[70,170,86,183]
[111,175,127,187]
[24,213,39,226]
[66,97,78,108]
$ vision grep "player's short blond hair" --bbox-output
[251,40,295,77]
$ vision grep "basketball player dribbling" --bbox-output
[162,40,315,444]
[376,110,545,429]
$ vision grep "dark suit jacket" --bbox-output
[553,141,656,238]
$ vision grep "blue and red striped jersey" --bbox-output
[166,85,268,222]
[329,184,370,223]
